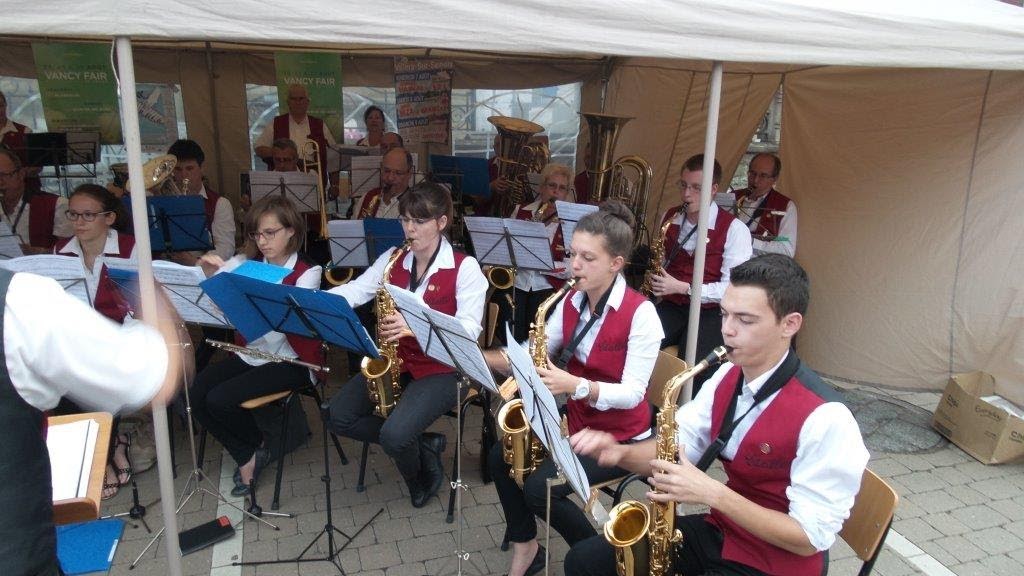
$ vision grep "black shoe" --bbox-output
[230,448,270,497]
[233,467,242,487]
[507,544,546,576]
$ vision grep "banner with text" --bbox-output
[394,57,453,145]
[274,52,344,141]
[32,42,121,144]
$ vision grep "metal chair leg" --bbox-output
[356,442,370,492]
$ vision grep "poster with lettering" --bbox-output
[394,57,453,145]
[32,42,121,144]
[274,52,343,140]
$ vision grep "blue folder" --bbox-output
[56,518,125,575]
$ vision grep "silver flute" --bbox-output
[204,339,329,373]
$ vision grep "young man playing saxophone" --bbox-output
[566,254,868,576]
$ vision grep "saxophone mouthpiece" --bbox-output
[706,346,729,365]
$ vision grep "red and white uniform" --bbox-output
[732,187,798,257]
[54,230,136,323]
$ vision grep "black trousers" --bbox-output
[512,287,555,344]
[190,355,310,467]
[327,371,458,483]
[564,514,772,576]
[656,301,724,396]
[487,440,627,547]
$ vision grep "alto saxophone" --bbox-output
[361,240,412,418]
[604,346,728,576]
[641,219,673,296]
[496,277,577,486]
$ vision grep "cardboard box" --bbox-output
[932,371,1024,464]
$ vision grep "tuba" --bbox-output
[496,277,576,486]
[488,116,546,209]
[580,113,652,247]
[360,240,411,418]
[604,346,728,576]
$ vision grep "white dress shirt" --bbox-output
[255,114,338,151]
[56,229,138,306]
[4,272,168,413]
[675,352,869,552]
[668,203,752,303]
[214,253,321,369]
[543,275,664,418]
[198,183,236,261]
[736,191,798,257]
[1,193,72,247]
[329,237,487,341]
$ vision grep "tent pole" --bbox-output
[114,36,185,576]
[682,61,723,400]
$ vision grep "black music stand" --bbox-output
[201,272,383,574]
[249,170,320,213]
[326,217,405,271]
[144,196,213,253]
[25,132,100,196]
[386,285,498,576]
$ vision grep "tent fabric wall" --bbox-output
[779,66,1024,394]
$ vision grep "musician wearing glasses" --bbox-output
[484,201,664,576]
[566,254,868,576]
[327,182,487,508]
[732,153,797,257]
[648,154,752,395]
[505,162,573,343]
[192,196,322,496]
[0,148,71,253]
[351,147,414,220]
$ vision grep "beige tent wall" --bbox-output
[780,66,1024,395]
[598,59,781,235]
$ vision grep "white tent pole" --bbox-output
[114,36,185,576]
[682,61,723,400]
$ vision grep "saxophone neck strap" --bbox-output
[695,351,801,472]
[663,215,699,267]
[409,240,442,293]
[554,282,615,370]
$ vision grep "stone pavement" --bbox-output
[99,369,1024,576]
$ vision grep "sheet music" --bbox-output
[106,258,231,327]
[48,419,98,501]
[327,219,370,268]
[0,221,23,260]
[386,285,498,393]
[248,170,320,212]
[556,201,599,254]
[351,156,382,200]
[503,219,556,272]
[505,326,591,503]
[0,254,91,305]
[464,216,514,267]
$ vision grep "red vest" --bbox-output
[562,286,651,441]
[234,256,323,369]
[733,188,791,241]
[272,114,328,184]
[202,188,221,233]
[387,250,469,379]
[1,122,29,166]
[706,365,829,576]
[357,187,384,219]
[27,193,60,250]
[55,233,136,323]
[512,203,565,290]
[660,205,736,308]
[573,171,591,205]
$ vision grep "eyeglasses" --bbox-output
[382,167,409,177]
[247,227,285,241]
[677,181,703,193]
[398,216,437,226]
[65,210,112,222]
[543,181,569,192]
[747,170,776,180]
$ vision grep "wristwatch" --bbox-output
[573,378,591,401]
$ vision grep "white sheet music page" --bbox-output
[0,254,91,305]
[249,170,319,211]
[351,156,382,200]
[555,201,599,254]
[327,219,370,268]
[0,221,23,260]
[502,218,555,272]
[106,258,231,327]
[47,419,98,501]
[464,216,515,267]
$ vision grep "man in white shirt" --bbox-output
[567,253,869,576]
[163,139,236,265]
[351,147,414,220]
[0,148,72,253]
[253,84,339,196]
[732,153,798,257]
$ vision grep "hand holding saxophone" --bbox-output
[647,448,725,509]
[535,359,578,395]
[378,311,412,342]
[648,271,689,298]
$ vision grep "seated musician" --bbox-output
[484,200,664,576]
[351,147,413,220]
[192,196,321,496]
[240,137,301,213]
[54,183,137,499]
[0,148,72,254]
[733,153,798,257]
[648,154,752,395]
[503,162,572,343]
[327,181,487,508]
[164,139,236,265]
[565,254,869,576]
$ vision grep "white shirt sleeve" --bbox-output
[453,256,487,341]
[592,299,663,411]
[327,248,392,308]
[752,200,798,257]
[700,219,753,303]
[210,197,236,260]
[4,273,168,413]
[294,264,322,289]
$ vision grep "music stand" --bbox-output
[25,132,100,196]
[386,284,498,576]
[249,170,320,213]
[555,200,599,255]
[430,155,491,199]
[201,272,384,573]
[144,196,213,253]
[105,259,231,328]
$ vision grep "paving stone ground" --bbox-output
[100,360,1024,576]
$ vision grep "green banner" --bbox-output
[32,42,122,144]
[274,52,343,140]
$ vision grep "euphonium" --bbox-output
[360,240,411,418]
[641,220,673,296]
[604,346,728,576]
[497,277,577,486]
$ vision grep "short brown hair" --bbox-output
[243,195,305,259]
[682,153,722,185]
[400,181,453,232]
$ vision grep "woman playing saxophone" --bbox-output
[483,200,665,576]
[326,181,487,509]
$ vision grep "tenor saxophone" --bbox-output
[360,240,411,418]
[641,219,673,296]
[604,346,728,576]
[496,277,577,486]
